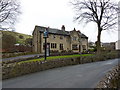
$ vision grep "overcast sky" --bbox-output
[15,0,119,43]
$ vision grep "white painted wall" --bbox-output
[116,40,120,50]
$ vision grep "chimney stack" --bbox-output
[73,28,76,31]
[61,25,65,31]
[77,30,81,33]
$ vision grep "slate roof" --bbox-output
[35,25,88,38]
[81,34,88,39]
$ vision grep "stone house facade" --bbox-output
[32,25,88,53]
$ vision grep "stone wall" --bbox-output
[2,52,120,80]
[2,57,80,80]
[96,64,119,89]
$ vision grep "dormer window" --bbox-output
[72,37,77,41]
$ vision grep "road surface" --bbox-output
[1,54,43,62]
[2,58,119,88]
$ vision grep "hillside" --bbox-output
[1,30,32,45]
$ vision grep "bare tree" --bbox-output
[71,0,118,53]
[0,0,20,30]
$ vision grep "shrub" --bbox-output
[68,50,73,53]
[19,35,24,39]
[81,50,89,54]
[61,50,67,53]
[2,32,16,52]
[50,50,59,53]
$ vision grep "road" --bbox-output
[2,58,119,88]
[1,54,43,62]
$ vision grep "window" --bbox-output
[51,43,57,48]
[82,45,86,50]
[60,44,63,50]
[82,39,84,41]
[72,37,77,41]
[55,43,57,48]
[53,35,56,39]
[66,38,69,42]
[72,44,78,50]
[60,36,63,39]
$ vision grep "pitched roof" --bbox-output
[35,25,88,38]
[35,26,70,36]
[81,33,88,39]
[77,31,88,39]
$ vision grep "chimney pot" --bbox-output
[61,25,65,31]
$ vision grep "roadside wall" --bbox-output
[96,65,119,89]
[2,52,120,80]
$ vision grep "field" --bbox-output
[1,30,32,45]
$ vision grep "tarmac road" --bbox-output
[2,58,119,88]
[1,54,43,62]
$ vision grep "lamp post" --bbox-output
[43,27,49,61]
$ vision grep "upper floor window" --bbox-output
[72,37,77,41]
[60,36,63,39]
[66,37,69,42]
[53,35,56,39]
[82,38,84,41]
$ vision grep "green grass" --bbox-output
[19,54,93,64]
[1,30,32,44]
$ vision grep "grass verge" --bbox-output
[19,54,93,64]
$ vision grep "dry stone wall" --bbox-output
[2,52,120,80]
[96,65,119,89]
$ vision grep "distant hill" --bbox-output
[1,30,32,45]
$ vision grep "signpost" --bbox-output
[43,27,49,61]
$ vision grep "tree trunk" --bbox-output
[97,26,102,54]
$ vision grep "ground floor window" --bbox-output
[60,44,63,50]
[51,43,57,48]
[72,44,78,50]
[82,45,86,50]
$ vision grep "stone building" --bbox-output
[32,25,88,53]
[116,40,120,50]
[102,42,115,51]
